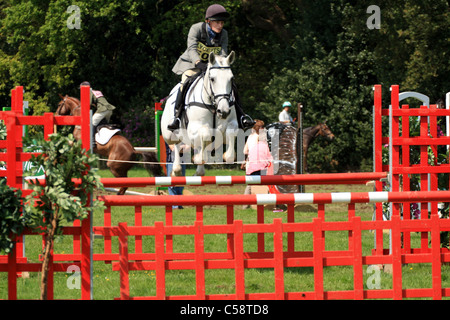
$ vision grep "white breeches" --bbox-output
[92,109,113,126]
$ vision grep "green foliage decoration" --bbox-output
[23,132,104,231]
[0,120,5,140]
[0,180,26,255]
[22,132,104,299]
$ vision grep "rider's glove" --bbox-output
[195,61,208,72]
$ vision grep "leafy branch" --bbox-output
[23,132,104,300]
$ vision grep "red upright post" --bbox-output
[273,219,285,300]
[118,222,130,300]
[5,113,17,187]
[234,220,245,299]
[81,216,91,300]
[429,104,439,217]
[313,218,324,300]
[373,85,383,176]
[80,85,91,150]
[194,220,206,299]
[135,206,143,256]
[7,237,17,300]
[419,105,430,251]
[6,86,23,189]
[165,205,173,254]
[226,205,234,256]
[43,113,54,139]
[431,214,442,300]
[390,85,400,194]
[80,85,92,300]
[287,204,295,253]
[391,215,403,300]
[104,206,112,262]
[257,205,265,253]
[155,222,166,299]
[6,87,26,283]
[352,216,364,300]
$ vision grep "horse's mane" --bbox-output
[303,124,321,137]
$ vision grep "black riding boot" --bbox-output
[168,89,184,131]
[236,107,255,130]
[92,124,98,143]
[169,71,204,131]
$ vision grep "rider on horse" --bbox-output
[279,101,294,125]
[80,81,116,135]
[168,4,255,131]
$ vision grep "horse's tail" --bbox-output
[135,151,164,177]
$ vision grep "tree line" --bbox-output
[0,0,449,172]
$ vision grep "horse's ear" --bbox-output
[209,52,216,65]
[227,51,235,65]
[58,93,64,99]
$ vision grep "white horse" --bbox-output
[161,51,239,176]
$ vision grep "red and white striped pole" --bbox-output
[97,172,388,188]
[98,190,450,207]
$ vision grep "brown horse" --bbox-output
[302,122,335,173]
[55,95,163,195]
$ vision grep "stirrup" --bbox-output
[168,118,181,131]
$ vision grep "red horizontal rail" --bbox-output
[98,190,450,206]
[0,262,81,273]
[0,152,42,162]
[14,115,81,126]
[392,165,450,174]
[391,108,450,117]
[391,137,450,146]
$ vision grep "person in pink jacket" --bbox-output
[242,120,273,175]
[242,120,273,208]
[246,137,273,175]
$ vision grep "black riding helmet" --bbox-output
[205,4,230,21]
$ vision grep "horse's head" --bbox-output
[318,122,335,140]
[206,51,235,119]
[56,94,80,116]
[56,94,70,115]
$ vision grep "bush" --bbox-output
[0,179,26,254]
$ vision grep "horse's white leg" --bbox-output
[192,126,210,176]
[171,144,182,176]
[195,164,205,176]
[193,126,211,165]
[223,127,238,164]
[192,144,204,165]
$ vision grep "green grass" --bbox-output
[1,167,449,300]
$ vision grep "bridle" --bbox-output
[56,96,80,116]
[204,65,234,109]
[318,123,334,138]
[317,123,326,136]
[304,123,332,138]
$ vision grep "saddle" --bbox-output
[95,123,121,145]
[96,123,121,132]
